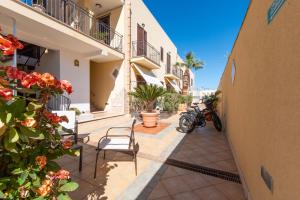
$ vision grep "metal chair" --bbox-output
[94,118,138,178]
[52,111,83,172]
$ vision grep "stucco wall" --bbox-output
[60,50,90,113]
[218,0,300,199]
[130,0,178,82]
[36,50,60,79]
[90,61,125,112]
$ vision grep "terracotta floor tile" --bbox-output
[172,191,199,200]
[161,176,191,195]
[194,186,229,200]
[181,172,212,190]
[215,182,246,200]
[148,182,169,200]
[161,166,179,179]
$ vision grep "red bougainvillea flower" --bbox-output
[6,66,27,80]
[0,35,12,52]
[41,73,56,86]
[21,72,41,88]
[0,88,13,101]
[35,155,47,170]
[6,34,24,49]
[62,139,73,149]
[37,180,52,197]
[43,110,67,124]
[60,80,73,94]
[21,117,37,128]
[55,169,70,180]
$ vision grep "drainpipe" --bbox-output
[12,18,17,67]
[124,0,132,114]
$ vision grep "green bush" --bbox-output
[161,92,181,112]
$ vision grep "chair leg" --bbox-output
[103,150,106,160]
[94,149,101,179]
[79,147,83,172]
[133,151,137,176]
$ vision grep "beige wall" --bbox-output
[90,61,125,112]
[130,0,178,82]
[218,0,300,199]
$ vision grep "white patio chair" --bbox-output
[94,118,139,178]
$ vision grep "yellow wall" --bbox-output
[218,0,300,199]
[90,61,123,111]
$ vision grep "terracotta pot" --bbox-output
[141,112,159,128]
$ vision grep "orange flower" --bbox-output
[62,139,73,149]
[37,180,52,197]
[21,72,40,88]
[21,117,37,128]
[60,80,73,94]
[35,156,47,170]
[55,169,70,180]
[41,73,55,86]
[0,88,13,101]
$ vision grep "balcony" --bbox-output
[165,66,182,80]
[131,41,160,69]
[18,0,123,53]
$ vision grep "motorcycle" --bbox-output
[179,99,222,133]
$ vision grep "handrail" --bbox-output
[48,95,71,111]
[132,41,160,65]
[20,0,123,52]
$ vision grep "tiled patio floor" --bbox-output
[57,114,246,200]
[143,124,246,200]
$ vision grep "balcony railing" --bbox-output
[132,41,160,65]
[20,0,123,52]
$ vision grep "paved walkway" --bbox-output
[142,124,246,200]
[57,114,246,200]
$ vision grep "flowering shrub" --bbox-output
[0,29,78,199]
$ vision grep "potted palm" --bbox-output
[129,84,166,127]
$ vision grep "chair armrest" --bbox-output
[106,127,131,136]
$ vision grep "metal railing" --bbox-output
[172,67,182,79]
[48,95,71,111]
[21,0,123,52]
[132,41,160,65]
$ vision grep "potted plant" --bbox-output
[178,94,187,112]
[129,84,166,127]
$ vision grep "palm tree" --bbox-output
[176,52,204,70]
[128,84,167,112]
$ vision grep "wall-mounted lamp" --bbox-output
[95,3,102,8]
[141,23,145,28]
[45,48,48,54]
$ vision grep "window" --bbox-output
[160,47,164,61]
[191,79,193,86]
[166,53,171,73]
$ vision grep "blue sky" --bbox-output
[143,0,250,89]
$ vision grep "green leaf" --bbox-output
[59,182,79,192]
[6,113,12,124]
[11,168,23,175]
[57,193,72,200]
[29,172,37,180]
[8,128,19,143]
[47,161,61,171]
[17,171,29,185]
[0,191,5,199]
[7,98,26,116]
[32,177,41,187]
[4,135,17,153]
[33,197,44,200]
[20,127,44,140]
[27,102,43,111]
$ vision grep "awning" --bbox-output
[166,78,181,93]
[132,63,163,87]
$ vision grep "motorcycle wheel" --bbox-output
[179,115,194,133]
[211,112,222,132]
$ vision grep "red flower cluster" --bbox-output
[0,88,13,101]
[0,34,23,55]
[62,139,73,149]
[0,66,73,95]
[43,111,69,124]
